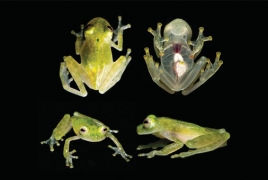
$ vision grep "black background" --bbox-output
[16,0,264,177]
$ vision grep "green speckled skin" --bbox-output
[137,115,230,158]
[41,112,132,168]
[60,16,132,97]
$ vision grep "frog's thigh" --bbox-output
[99,55,130,93]
[52,114,73,140]
[185,132,230,150]
[181,56,208,95]
[61,56,94,97]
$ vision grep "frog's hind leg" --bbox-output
[143,47,175,94]
[171,131,230,158]
[182,52,223,95]
[60,56,95,97]
[98,49,132,94]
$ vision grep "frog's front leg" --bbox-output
[137,139,170,150]
[143,47,175,94]
[188,27,212,58]
[138,141,183,158]
[106,133,132,162]
[71,24,85,55]
[171,131,230,158]
[111,16,131,51]
[40,114,72,152]
[99,49,132,94]
[182,52,223,95]
[60,56,95,97]
[63,136,80,168]
[148,23,169,57]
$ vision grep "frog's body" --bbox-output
[137,115,230,158]
[143,19,223,95]
[60,16,131,97]
[41,112,132,168]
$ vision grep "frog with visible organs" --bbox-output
[60,16,131,97]
[143,18,223,95]
[137,115,230,158]
[41,112,132,168]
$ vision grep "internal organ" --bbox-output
[172,43,187,77]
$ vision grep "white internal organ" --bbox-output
[173,53,187,77]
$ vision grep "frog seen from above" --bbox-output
[137,115,230,158]
[143,18,223,95]
[60,16,131,97]
[41,112,132,168]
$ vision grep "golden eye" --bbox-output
[101,126,109,134]
[80,126,88,135]
[143,118,150,128]
[86,24,93,29]
[107,25,113,31]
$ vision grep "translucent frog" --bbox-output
[41,112,132,168]
[137,115,230,158]
[143,19,223,95]
[60,16,131,97]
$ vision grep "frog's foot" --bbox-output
[65,150,78,168]
[60,61,73,86]
[148,23,169,57]
[60,57,89,97]
[171,150,196,158]
[71,24,84,38]
[113,16,131,42]
[188,27,212,58]
[138,150,156,158]
[144,47,160,72]
[108,145,132,162]
[143,47,175,94]
[182,52,223,95]
[40,136,63,152]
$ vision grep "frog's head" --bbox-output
[84,17,113,41]
[163,18,192,42]
[73,118,110,142]
[137,115,159,135]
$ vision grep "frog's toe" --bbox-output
[121,24,131,30]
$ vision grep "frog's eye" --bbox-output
[86,24,93,29]
[107,26,113,31]
[143,118,151,128]
[80,126,88,135]
[101,126,109,134]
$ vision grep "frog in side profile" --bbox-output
[143,19,223,95]
[41,112,132,168]
[137,115,230,158]
[60,16,131,97]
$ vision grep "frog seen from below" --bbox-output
[143,19,223,95]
